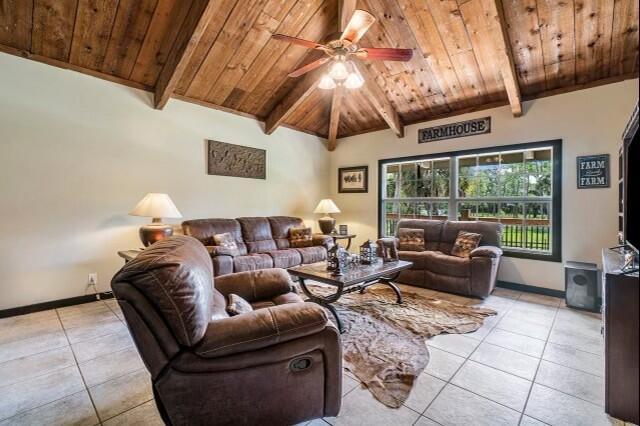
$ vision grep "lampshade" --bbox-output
[328,61,349,81]
[319,74,337,90]
[314,199,341,214]
[344,72,364,89]
[129,193,182,219]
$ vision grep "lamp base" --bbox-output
[318,217,336,235]
[139,223,173,247]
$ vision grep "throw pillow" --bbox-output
[213,232,240,256]
[226,293,253,316]
[289,227,313,248]
[451,231,483,258]
[398,228,425,251]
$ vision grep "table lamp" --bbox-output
[129,193,182,247]
[314,199,341,234]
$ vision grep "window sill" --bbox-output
[502,250,561,262]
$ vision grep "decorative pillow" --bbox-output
[213,232,240,256]
[451,231,483,258]
[289,227,313,248]
[226,294,253,316]
[398,228,425,251]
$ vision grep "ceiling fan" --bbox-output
[271,10,413,90]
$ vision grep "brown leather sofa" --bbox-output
[183,216,332,277]
[111,235,342,426]
[380,219,503,298]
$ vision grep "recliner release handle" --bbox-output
[290,357,312,372]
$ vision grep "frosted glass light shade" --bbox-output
[344,72,364,89]
[328,61,349,81]
[314,199,341,214]
[129,193,182,219]
[319,75,337,90]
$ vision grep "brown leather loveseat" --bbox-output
[111,235,342,425]
[381,219,503,298]
[183,216,332,277]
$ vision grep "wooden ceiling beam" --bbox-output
[264,66,324,135]
[153,0,217,110]
[328,85,345,151]
[486,0,523,117]
[355,62,404,138]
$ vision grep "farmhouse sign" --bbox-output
[577,154,609,188]
[419,117,491,143]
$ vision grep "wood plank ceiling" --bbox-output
[0,0,638,147]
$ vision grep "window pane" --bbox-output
[525,202,551,252]
[500,202,525,249]
[434,160,450,197]
[401,163,417,181]
[416,202,431,219]
[477,154,499,197]
[385,164,399,198]
[384,202,400,236]
[500,152,525,197]
[458,156,477,197]
[457,202,477,221]
[417,161,433,197]
[477,202,499,221]
[399,202,416,219]
[433,202,449,220]
[526,149,552,197]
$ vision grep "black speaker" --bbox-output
[565,261,600,312]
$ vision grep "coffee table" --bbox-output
[288,260,413,333]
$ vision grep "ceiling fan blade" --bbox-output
[288,57,330,78]
[340,10,376,43]
[355,47,413,62]
[272,34,326,50]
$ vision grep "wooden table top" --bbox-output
[288,260,412,287]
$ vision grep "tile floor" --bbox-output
[0,285,630,426]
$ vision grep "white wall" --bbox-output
[0,53,330,310]
[330,79,639,291]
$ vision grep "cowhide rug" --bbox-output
[305,284,497,408]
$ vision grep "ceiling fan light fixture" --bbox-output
[319,74,337,90]
[344,72,364,89]
[328,60,349,81]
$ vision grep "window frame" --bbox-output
[377,139,562,262]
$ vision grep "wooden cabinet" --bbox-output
[602,248,639,424]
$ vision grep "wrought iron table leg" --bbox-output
[358,271,403,304]
[298,277,346,333]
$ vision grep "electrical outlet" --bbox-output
[88,273,98,287]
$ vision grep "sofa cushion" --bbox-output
[289,227,313,248]
[111,235,213,347]
[395,219,443,251]
[398,228,426,251]
[451,231,482,258]
[226,294,253,316]
[296,246,327,264]
[398,251,431,269]
[268,216,305,249]
[251,292,304,310]
[422,251,471,277]
[265,249,302,269]
[238,217,278,253]
[439,220,502,254]
[233,253,274,272]
[213,232,241,256]
[212,255,234,277]
[182,218,248,255]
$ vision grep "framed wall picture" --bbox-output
[577,154,609,188]
[338,166,368,193]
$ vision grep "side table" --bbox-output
[326,233,357,250]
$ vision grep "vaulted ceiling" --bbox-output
[0,0,638,149]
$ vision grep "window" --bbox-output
[379,140,562,261]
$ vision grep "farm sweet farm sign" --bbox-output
[577,154,609,188]
[419,117,491,143]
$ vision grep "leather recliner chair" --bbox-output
[111,235,342,426]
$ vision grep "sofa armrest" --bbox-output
[194,303,329,358]
[312,234,334,249]
[214,268,294,302]
[376,237,398,246]
[470,246,503,258]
